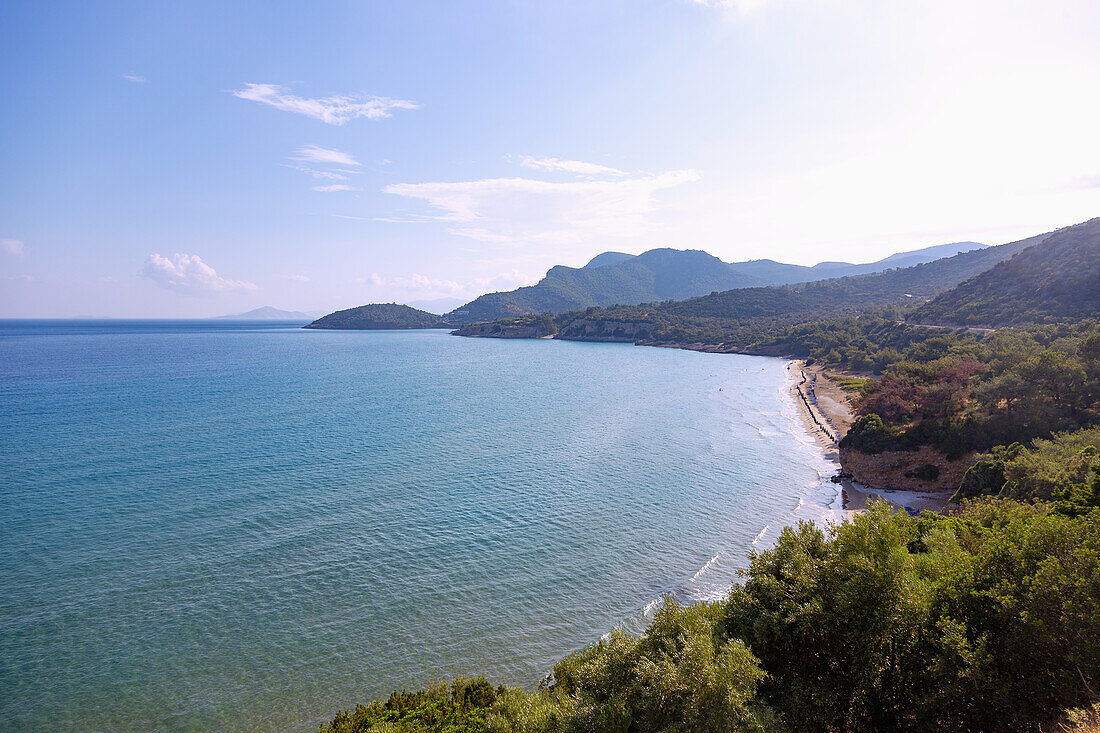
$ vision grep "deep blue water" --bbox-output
[0,320,840,731]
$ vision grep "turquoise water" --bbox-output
[0,321,840,731]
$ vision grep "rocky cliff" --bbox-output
[839,445,976,493]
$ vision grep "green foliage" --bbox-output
[840,414,901,453]
[954,442,1025,502]
[320,677,501,733]
[913,217,1100,326]
[829,373,877,397]
[725,500,1100,732]
[1000,427,1100,501]
[324,500,1100,733]
[546,599,771,733]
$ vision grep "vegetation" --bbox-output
[322,499,1100,733]
[447,249,768,324]
[320,220,1100,732]
[305,303,449,330]
[447,233,1040,326]
[955,427,1100,509]
[913,217,1100,326]
[828,320,1100,458]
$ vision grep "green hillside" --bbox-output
[448,241,998,325]
[304,303,448,330]
[911,218,1100,326]
[446,248,768,324]
[534,227,1050,346]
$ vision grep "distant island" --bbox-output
[304,303,449,330]
[217,306,311,320]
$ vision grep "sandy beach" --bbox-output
[786,360,953,517]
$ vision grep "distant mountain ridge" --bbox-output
[726,241,986,285]
[217,306,310,320]
[445,241,988,324]
[445,248,768,324]
[454,224,1067,343]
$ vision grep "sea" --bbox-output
[0,320,842,731]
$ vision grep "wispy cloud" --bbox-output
[1,238,25,257]
[289,275,309,282]
[519,156,626,177]
[384,163,700,245]
[142,253,256,294]
[313,184,361,193]
[287,166,350,181]
[122,72,147,83]
[294,144,361,167]
[231,83,418,125]
[288,145,362,191]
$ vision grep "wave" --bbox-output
[690,552,721,583]
[751,525,769,546]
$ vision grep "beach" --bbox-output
[786,360,953,516]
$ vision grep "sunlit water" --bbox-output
[0,321,841,731]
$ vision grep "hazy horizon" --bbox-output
[2,0,1099,318]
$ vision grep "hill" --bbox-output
[910,218,1100,326]
[446,241,989,325]
[726,241,986,285]
[445,248,768,324]
[536,228,1050,345]
[451,225,1065,345]
[216,306,311,320]
[304,303,448,330]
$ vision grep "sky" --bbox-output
[1,0,1098,318]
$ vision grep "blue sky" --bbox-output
[2,0,1099,317]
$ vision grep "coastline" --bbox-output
[784,360,952,516]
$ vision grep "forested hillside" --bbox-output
[912,217,1100,326]
[446,249,767,324]
[492,226,1050,346]
[446,240,999,325]
[305,303,447,330]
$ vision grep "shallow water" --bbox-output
[0,321,840,731]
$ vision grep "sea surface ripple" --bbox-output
[0,321,840,731]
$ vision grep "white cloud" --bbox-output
[293,144,361,167]
[231,83,418,125]
[1,238,25,256]
[122,72,147,83]
[383,168,700,245]
[142,253,256,294]
[289,275,310,282]
[518,156,626,177]
[313,184,361,192]
[287,166,349,181]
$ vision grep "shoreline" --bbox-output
[784,360,952,516]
